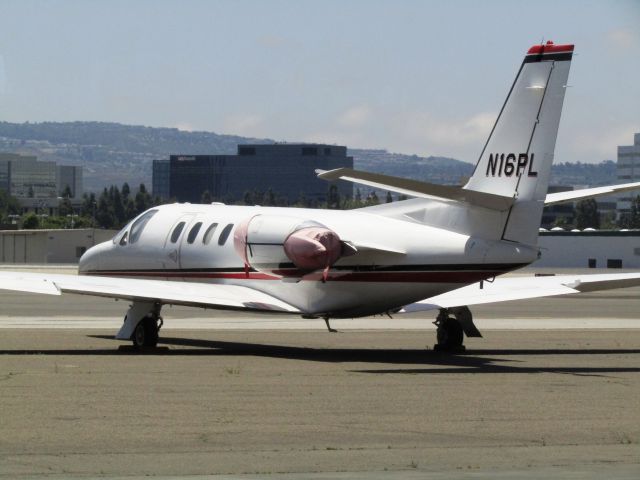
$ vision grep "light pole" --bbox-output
[66,213,78,229]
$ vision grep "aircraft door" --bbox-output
[162,214,196,278]
[177,215,207,271]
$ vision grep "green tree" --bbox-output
[121,182,131,203]
[96,188,115,228]
[600,211,617,230]
[22,212,40,229]
[327,185,340,209]
[575,199,600,229]
[293,191,309,208]
[262,189,276,206]
[552,215,572,229]
[80,192,97,223]
[134,183,152,215]
[58,185,74,217]
[364,191,379,206]
[112,187,125,225]
[201,190,212,204]
[124,198,136,221]
[0,189,20,220]
[629,195,640,229]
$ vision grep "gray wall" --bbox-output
[536,231,640,268]
[0,229,117,264]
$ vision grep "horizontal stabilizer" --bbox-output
[400,272,640,312]
[545,182,640,205]
[316,168,514,211]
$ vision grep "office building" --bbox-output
[164,144,353,204]
[10,157,58,198]
[0,153,84,215]
[57,165,83,198]
[152,159,170,199]
[0,153,38,192]
[617,133,640,215]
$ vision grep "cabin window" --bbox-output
[218,223,234,245]
[187,221,203,244]
[170,221,186,243]
[129,209,158,244]
[202,223,219,245]
[119,231,128,246]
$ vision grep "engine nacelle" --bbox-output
[233,214,345,278]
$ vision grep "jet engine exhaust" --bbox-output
[283,226,342,280]
[233,214,345,279]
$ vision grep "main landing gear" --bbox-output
[433,306,482,352]
[116,301,163,348]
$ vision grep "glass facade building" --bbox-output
[152,159,170,199]
[10,157,58,198]
[161,144,353,204]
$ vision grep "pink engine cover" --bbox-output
[283,227,342,271]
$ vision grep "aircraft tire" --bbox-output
[436,317,464,349]
[132,316,159,348]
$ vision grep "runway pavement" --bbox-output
[0,266,639,478]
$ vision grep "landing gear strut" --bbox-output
[323,316,337,333]
[116,301,163,348]
[433,306,482,352]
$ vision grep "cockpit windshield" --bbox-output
[113,223,131,245]
[112,209,158,246]
[129,210,158,244]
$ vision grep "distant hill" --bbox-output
[0,121,271,191]
[0,121,618,193]
[549,160,617,187]
[349,149,473,185]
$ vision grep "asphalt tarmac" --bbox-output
[0,267,639,478]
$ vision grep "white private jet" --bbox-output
[3,41,640,351]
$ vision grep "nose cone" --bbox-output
[78,241,111,274]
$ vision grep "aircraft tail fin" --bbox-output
[463,41,574,245]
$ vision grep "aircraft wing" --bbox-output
[0,271,300,313]
[316,168,514,211]
[545,182,640,206]
[401,272,640,313]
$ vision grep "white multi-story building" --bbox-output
[617,133,640,215]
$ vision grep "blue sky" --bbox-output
[0,0,638,163]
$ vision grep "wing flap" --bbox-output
[0,271,300,313]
